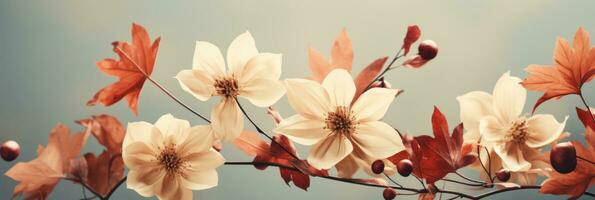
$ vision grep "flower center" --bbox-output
[506,118,529,144]
[214,76,239,98]
[157,144,184,174]
[325,106,357,135]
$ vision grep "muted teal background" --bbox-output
[1,1,594,199]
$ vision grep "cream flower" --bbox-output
[274,69,404,170]
[457,72,567,172]
[176,32,285,141]
[122,114,224,200]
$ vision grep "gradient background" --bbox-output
[1,1,594,199]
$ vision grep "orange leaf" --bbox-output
[308,47,332,83]
[5,124,89,199]
[87,23,161,115]
[330,28,354,71]
[402,25,421,55]
[352,57,388,102]
[522,27,595,112]
[233,130,270,157]
[76,114,125,153]
[83,151,125,196]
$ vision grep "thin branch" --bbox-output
[384,174,403,187]
[103,177,127,199]
[235,98,300,161]
[454,172,484,184]
[363,48,404,92]
[578,92,595,123]
[577,155,595,165]
[114,47,210,123]
[441,178,485,187]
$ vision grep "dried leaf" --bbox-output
[330,28,354,71]
[84,151,125,196]
[76,114,125,153]
[402,25,421,55]
[5,124,89,199]
[522,27,595,112]
[233,130,270,157]
[87,23,161,115]
[352,57,388,102]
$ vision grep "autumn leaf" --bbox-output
[352,57,388,102]
[388,107,476,184]
[522,27,595,112]
[87,23,161,115]
[402,25,421,56]
[76,114,125,153]
[233,133,327,191]
[83,151,125,196]
[540,107,594,199]
[5,124,89,199]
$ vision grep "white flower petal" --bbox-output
[239,78,285,107]
[155,174,186,200]
[335,155,359,178]
[211,99,244,141]
[322,69,355,107]
[273,114,328,145]
[238,53,282,83]
[127,169,165,197]
[352,88,398,122]
[123,121,159,148]
[227,31,259,75]
[123,142,158,171]
[184,149,225,172]
[479,115,507,143]
[175,69,216,101]
[307,134,353,169]
[525,114,568,148]
[284,78,332,120]
[352,121,404,159]
[154,114,190,138]
[493,143,531,172]
[457,91,493,132]
[193,41,226,77]
[492,72,526,124]
[178,125,216,154]
[181,170,219,191]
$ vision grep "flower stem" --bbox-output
[384,174,403,187]
[363,48,404,92]
[235,99,300,161]
[114,47,210,123]
[578,92,595,123]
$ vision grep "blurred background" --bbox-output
[1,1,594,199]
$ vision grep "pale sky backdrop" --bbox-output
[1,1,594,199]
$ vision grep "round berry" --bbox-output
[550,142,577,174]
[397,159,413,177]
[383,188,397,200]
[418,40,438,60]
[496,169,511,182]
[371,160,385,174]
[1,140,20,162]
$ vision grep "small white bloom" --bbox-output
[274,69,404,171]
[457,72,567,172]
[176,32,285,141]
[122,114,224,200]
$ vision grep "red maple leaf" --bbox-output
[233,131,327,191]
[87,23,161,115]
[540,107,595,199]
[522,27,595,112]
[388,107,476,184]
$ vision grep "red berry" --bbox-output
[550,142,577,174]
[371,160,385,174]
[496,169,511,182]
[397,159,413,177]
[418,40,438,60]
[1,140,20,162]
[383,188,397,200]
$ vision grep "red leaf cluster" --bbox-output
[233,131,327,191]
[388,107,477,184]
[540,107,595,199]
[87,23,161,115]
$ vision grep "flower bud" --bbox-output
[550,142,577,174]
[418,40,438,60]
[397,159,413,177]
[496,169,511,182]
[1,140,20,162]
[383,188,397,200]
[371,160,385,174]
